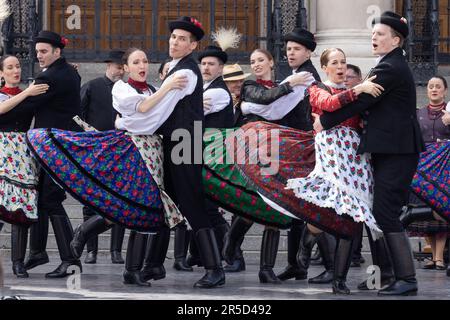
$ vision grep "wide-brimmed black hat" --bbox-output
[104,50,125,64]
[34,30,67,49]
[372,11,409,38]
[198,45,228,64]
[283,27,316,51]
[169,16,205,41]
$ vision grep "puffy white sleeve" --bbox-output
[203,88,231,116]
[112,80,147,116]
[240,72,314,121]
[113,69,198,135]
[0,93,9,103]
[446,101,450,112]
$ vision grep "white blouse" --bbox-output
[240,72,314,121]
[112,69,197,135]
[203,80,231,116]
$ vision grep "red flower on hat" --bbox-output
[190,17,203,29]
[400,17,407,24]
[61,36,69,46]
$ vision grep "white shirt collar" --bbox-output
[168,58,182,73]
[324,80,346,89]
[203,76,221,90]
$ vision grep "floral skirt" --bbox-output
[26,128,166,232]
[203,128,292,229]
[286,126,380,234]
[411,141,450,222]
[231,122,360,239]
[0,131,39,226]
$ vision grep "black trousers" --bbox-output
[371,153,419,233]
[163,137,211,231]
[38,171,67,217]
[205,199,227,227]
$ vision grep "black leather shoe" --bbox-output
[308,270,333,284]
[84,252,97,264]
[141,227,170,281]
[141,266,166,281]
[259,268,282,284]
[173,259,193,271]
[194,269,225,288]
[357,276,394,290]
[111,251,125,264]
[71,215,110,260]
[223,257,246,273]
[45,261,82,278]
[123,270,151,287]
[24,252,49,270]
[377,280,418,296]
[277,265,307,281]
[12,262,29,278]
[332,279,351,295]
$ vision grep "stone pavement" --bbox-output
[1,255,449,300]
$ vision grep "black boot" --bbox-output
[296,227,318,278]
[82,209,98,264]
[11,225,29,278]
[223,236,246,273]
[46,215,82,278]
[332,238,355,295]
[141,226,170,281]
[193,228,225,288]
[358,230,394,290]
[173,224,193,271]
[378,232,418,296]
[214,223,230,259]
[309,233,336,284]
[123,231,150,286]
[24,211,49,270]
[70,215,111,260]
[110,224,125,264]
[259,229,282,284]
[186,237,203,267]
[222,216,253,265]
[277,223,307,281]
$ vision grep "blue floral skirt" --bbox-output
[26,129,164,232]
[411,141,450,222]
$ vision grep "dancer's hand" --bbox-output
[288,72,314,87]
[312,113,323,133]
[442,110,450,126]
[162,74,188,91]
[354,75,384,97]
[203,97,212,112]
[24,81,49,97]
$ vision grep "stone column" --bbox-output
[310,0,395,76]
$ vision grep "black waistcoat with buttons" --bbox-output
[204,77,234,129]
[277,59,321,131]
[0,93,34,132]
[158,54,204,137]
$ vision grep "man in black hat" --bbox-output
[181,45,235,272]
[77,50,126,265]
[313,11,424,296]
[18,30,83,278]
[156,16,225,288]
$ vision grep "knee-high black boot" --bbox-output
[222,216,253,265]
[296,227,318,277]
[332,238,355,294]
[82,209,98,264]
[309,233,336,284]
[11,225,29,278]
[24,211,49,270]
[110,224,125,264]
[173,224,193,271]
[46,215,82,278]
[123,231,150,286]
[378,232,418,296]
[277,223,307,281]
[358,229,394,290]
[259,229,281,284]
[214,223,230,259]
[186,236,203,267]
[141,226,170,281]
[193,228,225,288]
[70,215,111,260]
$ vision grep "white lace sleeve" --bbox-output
[240,72,314,120]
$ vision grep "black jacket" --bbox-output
[235,80,292,126]
[279,59,322,130]
[320,47,424,154]
[158,54,204,136]
[204,77,234,129]
[80,76,116,131]
[18,57,81,131]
